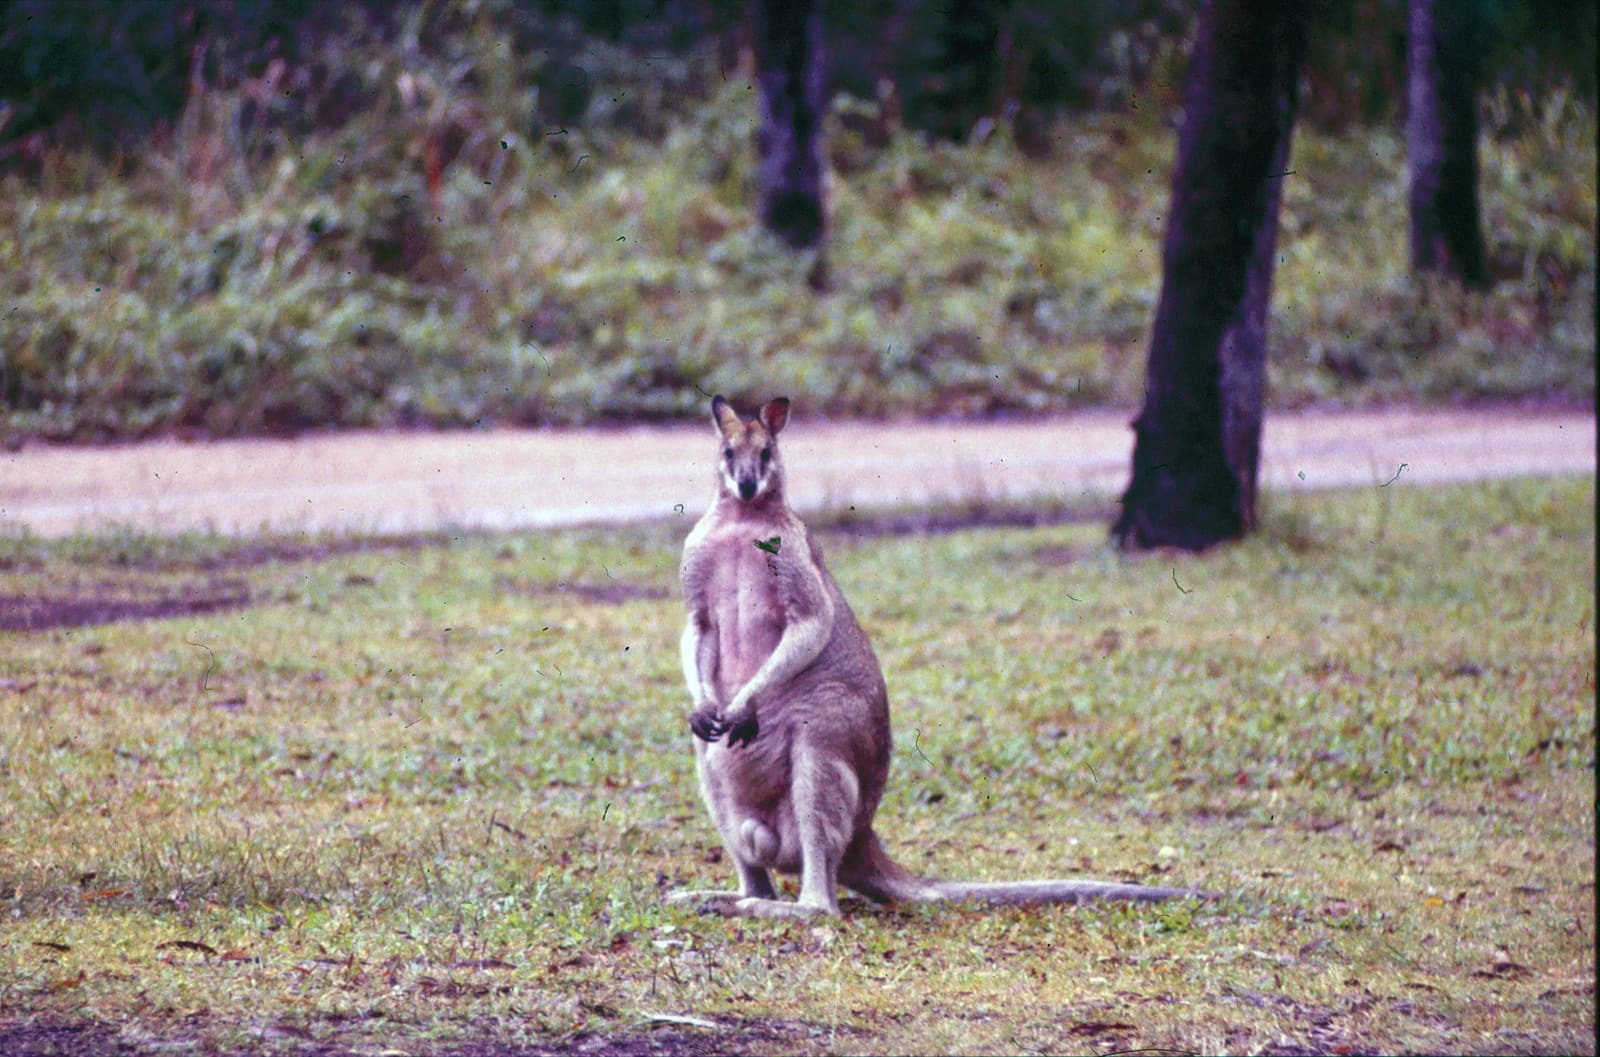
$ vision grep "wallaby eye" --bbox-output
[723,446,734,460]
[759,447,772,465]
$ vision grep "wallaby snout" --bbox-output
[732,457,764,498]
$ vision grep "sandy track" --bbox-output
[0,407,1592,538]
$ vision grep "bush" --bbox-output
[0,4,1592,444]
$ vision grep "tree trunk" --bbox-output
[1111,0,1309,551]
[913,0,1005,141]
[1407,0,1488,285]
[751,0,826,253]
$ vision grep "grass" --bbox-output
[0,7,1594,442]
[0,475,1593,1054]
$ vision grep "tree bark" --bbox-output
[913,0,1005,141]
[1112,0,1309,551]
[1407,0,1488,285]
[751,0,826,252]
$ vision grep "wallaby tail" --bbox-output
[844,831,1214,906]
[929,878,1211,905]
[839,831,944,903]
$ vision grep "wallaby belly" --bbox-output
[704,537,788,705]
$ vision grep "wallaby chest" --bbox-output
[684,511,803,694]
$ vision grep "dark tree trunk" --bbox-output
[914,0,1005,141]
[1111,0,1309,551]
[1407,0,1488,285]
[751,0,826,252]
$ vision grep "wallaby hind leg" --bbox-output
[792,746,859,915]
[715,744,859,920]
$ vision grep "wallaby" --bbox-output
[671,396,1207,919]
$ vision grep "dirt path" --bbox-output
[1,406,1592,538]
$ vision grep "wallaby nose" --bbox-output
[738,478,758,501]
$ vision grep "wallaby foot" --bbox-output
[729,897,831,920]
[721,896,832,920]
[666,890,832,919]
[667,856,781,914]
[665,889,747,912]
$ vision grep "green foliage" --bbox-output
[0,0,318,152]
[0,476,1592,1054]
[5,0,1592,152]
[0,4,1594,443]
[1273,94,1596,405]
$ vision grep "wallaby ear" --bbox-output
[711,395,742,436]
[759,397,790,435]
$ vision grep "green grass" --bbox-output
[1,476,1593,1054]
[0,13,1593,442]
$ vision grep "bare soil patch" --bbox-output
[0,579,250,633]
[0,1020,145,1057]
[0,1015,822,1057]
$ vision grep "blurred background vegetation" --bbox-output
[0,0,1593,443]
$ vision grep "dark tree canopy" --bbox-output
[4,0,1591,161]
[1112,0,1311,551]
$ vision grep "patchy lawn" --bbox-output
[1,476,1593,1055]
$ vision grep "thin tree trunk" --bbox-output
[1407,0,1488,285]
[1112,0,1309,551]
[920,0,1005,140]
[751,0,826,253]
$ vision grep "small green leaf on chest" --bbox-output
[753,536,782,554]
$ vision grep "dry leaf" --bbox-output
[1475,950,1531,979]
[1068,1021,1137,1036]
[158,940,219,957]
[82,888,130,901]
[646,1012,719,1030]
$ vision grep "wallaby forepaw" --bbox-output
[688,708,727,743]
[722,710,759,747]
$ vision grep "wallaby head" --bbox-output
[710,396,790,503]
